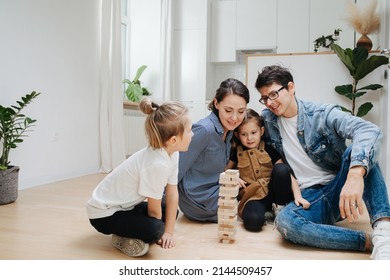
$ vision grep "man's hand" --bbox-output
[339,166,365,222]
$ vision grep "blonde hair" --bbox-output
[139,97,189,149]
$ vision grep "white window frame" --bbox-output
[121,0,131,98]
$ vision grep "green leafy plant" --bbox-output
[330,44,388,117]
[123,65,151,102]
[314,29,342,52]
[0,91,40,170]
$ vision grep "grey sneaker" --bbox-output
[112,234,149,257]
[370,221,390,260]
[264,211,275,223]
[264,204,285,224]
[272,203,285,217]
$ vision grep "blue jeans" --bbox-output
[275,146,390,251]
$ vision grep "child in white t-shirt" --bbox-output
[87,98,193,257]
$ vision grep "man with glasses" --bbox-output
[255,64,390,260]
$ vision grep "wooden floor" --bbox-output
[0,173,373,260]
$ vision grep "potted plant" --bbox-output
[330,44,388,117]
[0,91,41,205]
[123,65,151,103]
[313,29,342,53]
[345,0,380,51]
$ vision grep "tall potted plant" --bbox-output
[330,44,388,117]
[0,91,41,205]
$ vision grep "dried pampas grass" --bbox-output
[346,0,380,35]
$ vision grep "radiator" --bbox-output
[123,109,148,156]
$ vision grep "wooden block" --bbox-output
[218,208,236,214]
[218,209,236,216]
[218,214,236,221]
[218,223,236,230]
[225,169,239,176]
[219,196,237,201]
[218,208,237,216]
[221,239,235,244]
[218,211,236,220]
[219,186,239,197]
[218,217,237,226]
[218,228,237,238]
[218,225,237,232]
[218,229,236,236]
[218,204,237,212]
[218,215,235,222]
[219,177,239,186]
[219,171,239,185]
[218,197,237,207]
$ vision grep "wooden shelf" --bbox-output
[123,100,139,110]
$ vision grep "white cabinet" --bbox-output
[210,0,277,62]
[277,0,364,53]
[173,29,207,104]
[208,0,383,63]
[236,0,277,50]
[210,0,236,62]
[277,0,310,53]
[173,0,210,122]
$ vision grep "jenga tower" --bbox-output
[217,169,239,244]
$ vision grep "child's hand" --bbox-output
[295,197,311,209]
[157,232,176,249]
[238,178,247,189]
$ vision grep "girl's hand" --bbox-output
[295,197,311,209]
[238,178,247,189]
[157,232,176,249]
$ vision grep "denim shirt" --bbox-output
[261,98,383,174]
[178,112,233,205]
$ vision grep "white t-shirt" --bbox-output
[87,146,179,219]
[278,116,335,189]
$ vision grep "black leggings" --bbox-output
[242,163,293,232]
[89,202,166,243]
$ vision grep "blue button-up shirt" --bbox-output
[178,112,233,221]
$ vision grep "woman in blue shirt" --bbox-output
[178,78,250,222]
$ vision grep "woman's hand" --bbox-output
[157,232,176,249]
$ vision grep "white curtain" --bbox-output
[159,0,174,101]
[99,0,126,172]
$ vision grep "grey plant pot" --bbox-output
[0,166,19,205]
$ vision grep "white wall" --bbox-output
[0,0,101,189]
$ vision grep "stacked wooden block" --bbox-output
[217,169,239,244]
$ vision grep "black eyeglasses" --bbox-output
[259,85,287,105]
